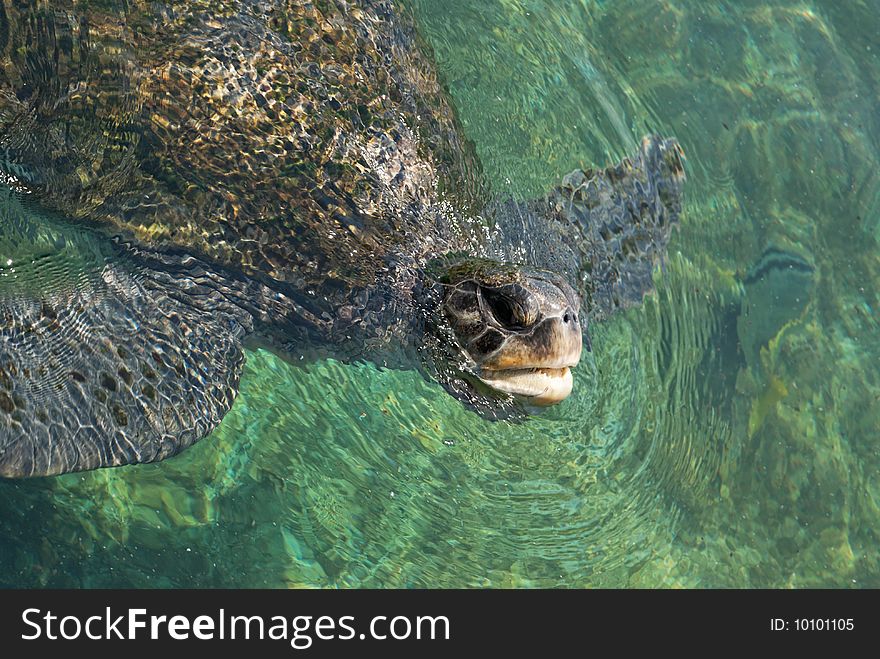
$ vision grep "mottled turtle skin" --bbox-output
[0,0,684,477]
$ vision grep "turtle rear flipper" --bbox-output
[0,202,248,478]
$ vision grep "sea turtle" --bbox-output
[0,0,685,477]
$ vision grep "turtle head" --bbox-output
[428,258,584,409]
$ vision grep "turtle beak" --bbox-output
[476,311,583,406]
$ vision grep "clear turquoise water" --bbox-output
[1,0,879,587]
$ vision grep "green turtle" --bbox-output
[0,0,685,477]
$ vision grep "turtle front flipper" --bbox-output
[564,136,685,318]
[0,196,249,478]
[530,135,686,320]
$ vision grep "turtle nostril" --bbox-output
[563,310,573,324]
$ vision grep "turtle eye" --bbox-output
[482,287,536,329]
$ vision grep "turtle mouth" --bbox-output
[478,365,575,406]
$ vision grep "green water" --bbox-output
[1,0,879,587]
